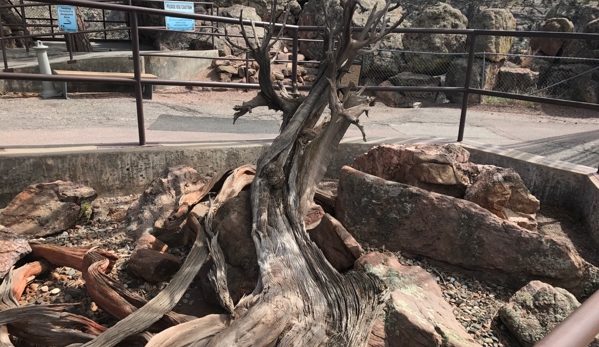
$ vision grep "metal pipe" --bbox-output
[67,34,74,62]
[291,27,298,86]
[0,71,136,83]
[0,16,10,72]
[244,51,249,85]
[536,289,599,347]
[49,4,55,39]
[129,10,145,146]
[457,33,477,142]
[473,88,599,112]
[19,0,29,52]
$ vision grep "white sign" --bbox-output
[57,5,78,33]
[164,1,195,31]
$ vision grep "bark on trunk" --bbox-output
[0,0,27,48]
[56,1,407,346]
[66,7,93,52]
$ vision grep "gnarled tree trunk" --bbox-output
[66,7,93,52]
[65,1,407,346]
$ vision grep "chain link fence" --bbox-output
[359,47,599,107]
[21,1,129,40]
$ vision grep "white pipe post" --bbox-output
[33,40,62,99]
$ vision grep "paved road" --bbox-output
[2,90,599,168]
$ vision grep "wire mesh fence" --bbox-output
[21,1,129,40]
[359,46,599,107]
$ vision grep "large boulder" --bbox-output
[357,252,479,347]
[402,3,468,75]
[470,9,516,62]
[540,64,599,103]
[127,248,182,283]
[0,225,31,279]
[373,81,413,108]
[352,143,541,230]
[530,18,574,56]
[445,57,502,103]
[124,165,204,241]
[335,165,590,294]
[0,181,97,237]
[465,166,540,231]
[211,0,292,22]
[361,34,407,84]
[352,143,471,198]
[495,67,539,94]
[585,18,599,50]
[298,0,404,60]
[388,72,442,101]
[499,281,594,347]
[546,4,599,32]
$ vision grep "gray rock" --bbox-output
[470,9,516,62]
[297,0,404,60]
[388,72,442,101]
[499,281,593,347]
[495,67,539,94]
[402,3,468,75]
[445,57,502,103]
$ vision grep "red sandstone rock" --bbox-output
[465,166,540,231]
[358,252,478,347]
[304,203,325,229]
[0,181,97,237]
[336,166,588,293]
[308,213,364,271]
[127,248,182,283]
[530,18,574,56]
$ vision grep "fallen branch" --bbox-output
[30,243,118,273]
[145,314,230,347]
[80,213,210,347]
[12,260,51,300]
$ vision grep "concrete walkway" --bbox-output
[1,89,599,169]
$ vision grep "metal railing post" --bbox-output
[19,0,29,52]
[0,16,10,72]
[291,27,298,86]
[49,5,55,39]
[457,32,477,142]
[130,10,146,145]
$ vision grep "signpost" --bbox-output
[57,5,78,33]
[164,1,195,31]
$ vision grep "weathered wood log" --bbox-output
[81,249,192,330]
[0,268,106,346]
[79,213,210,347]
[12,260,51,300]
[30,243,118,272]
[145,314,230,347]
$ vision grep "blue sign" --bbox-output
[57,5,78,33]
[164,1,195,31]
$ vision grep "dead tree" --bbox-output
[66,1,407,346]
[66,7,93,52]
[204,1,406,344]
